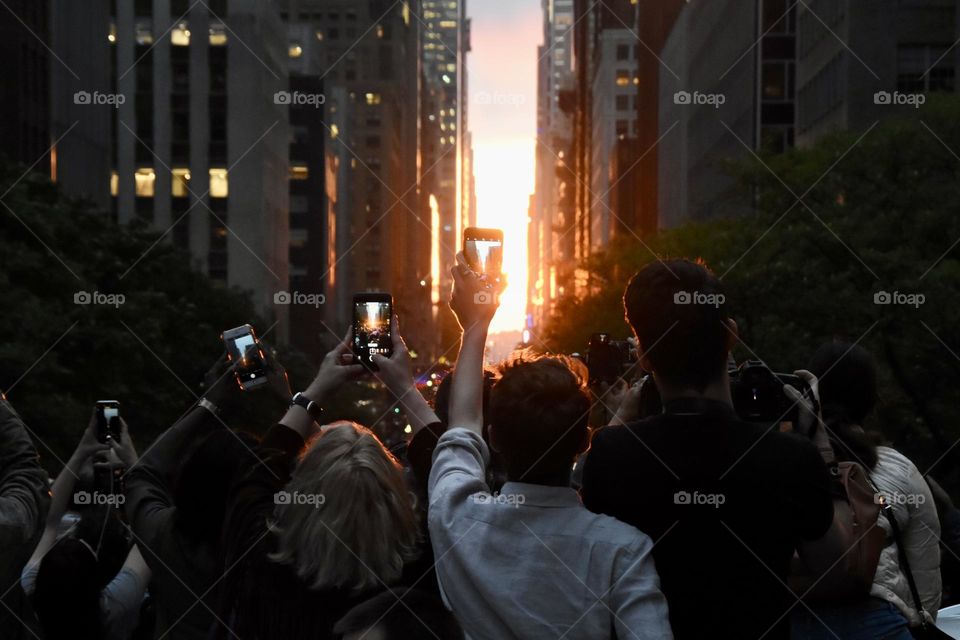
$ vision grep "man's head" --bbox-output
[624,259,735,394]
[488,352,590,485]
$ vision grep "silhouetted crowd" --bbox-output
[2,256,959,640]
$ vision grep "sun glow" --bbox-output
[474,140,534,334]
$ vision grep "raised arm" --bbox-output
[0,398,50,554]
[371,316,439,434]
[448,252,502,435]
[27,414,107,565]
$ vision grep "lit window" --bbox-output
[315,30,324,41]
[110,171,118,196]
[615,70,630,86]
[330,124,340,139]
[376,24,384,38]
[288,43,303,58]
[439,20,457,28]
[209,168,228,198]
[172,168,191,197]
[209,23,227,46]
[446,63,456,72]
[171,22,190,46]
[289,165,309,180]
[135,168,156,197]
[135,23,153,45]
[365,93,381,105]
[108,23,117,43]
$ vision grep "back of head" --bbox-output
[624,259,730,392]
[34,537,105,639]
[489,352,590,484]
[269,422,418,593]
[434,368,497,427]
[333,588,464,640]
[808,340,879,468]
[174,428,259,546]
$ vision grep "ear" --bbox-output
[722,318,739,354]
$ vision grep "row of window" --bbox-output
[110,168,228,198]
[109,21,227,46]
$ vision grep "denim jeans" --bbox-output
[791,597,913,640]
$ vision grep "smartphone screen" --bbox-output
[96,401,121,444]
[464,228,504,278]
[353,295,392,369]
[222,325,268,390]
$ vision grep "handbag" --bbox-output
[879,499,952,639]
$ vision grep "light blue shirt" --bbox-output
[428,427,672,640]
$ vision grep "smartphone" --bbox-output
[95,400,121,444]
[463,227,504,279]
[352,293,393,371]
[221,324,269,391]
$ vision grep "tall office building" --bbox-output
[658,0,796,226]
[0,1,51,176]
[796,0,958,146]
[281,1,429,353]
[633,0,685,237]
[421,0,473,354]
[88,0,292,336]
[590,28,638,251]
[529,0,575,334]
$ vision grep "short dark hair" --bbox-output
[489,352,590,483]
[808,340,880,469]
[333,588,463,640]
[624,259,729,392]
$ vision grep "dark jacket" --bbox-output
[0,398,50,640]
[124,405,223,640]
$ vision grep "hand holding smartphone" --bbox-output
[352,293,393,371]
[222,324,269,390]
[463,227,504,282]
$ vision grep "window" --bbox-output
[365,92,382,105]
[615,120,628,136]
[172,168,191,197]
[135,22,154,45]
[615,69,630,86]
[135,168,156,197]
[616,94,629,111]
[616,44,629,61]
[171,22,190,46]
[110,171,118,196]
[209,168,228,198]
[289,43,303,58]
[209,23,227,45]
[289,165,309,180]
[897,44,955,93]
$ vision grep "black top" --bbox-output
[581,398,834,640]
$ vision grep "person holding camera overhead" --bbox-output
[427,253,671,639]
[581,259,853,640]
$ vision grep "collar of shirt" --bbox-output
[498,481,582,508]
[662,396,737,418]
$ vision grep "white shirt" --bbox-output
[427,427,672,640]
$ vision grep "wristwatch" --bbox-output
[291,392,324,421]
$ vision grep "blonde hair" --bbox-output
[269,421,419,592]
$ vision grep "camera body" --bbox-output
[586,333,634,386]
